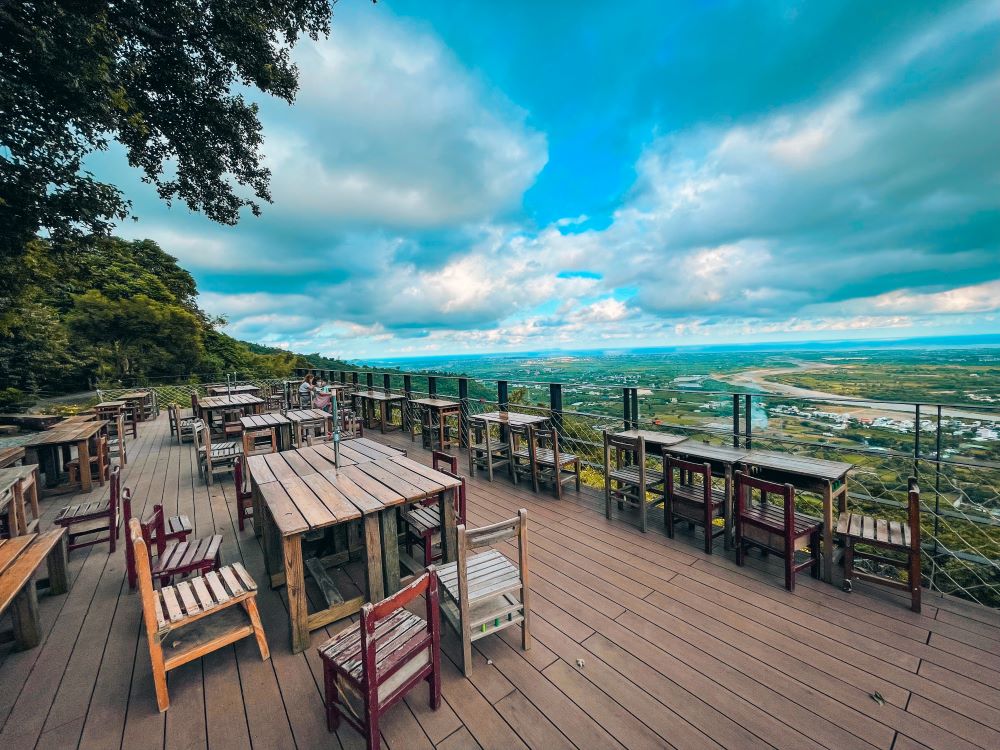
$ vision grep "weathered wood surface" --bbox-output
[1,413,999,749]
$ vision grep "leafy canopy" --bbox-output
[0,0,332,269]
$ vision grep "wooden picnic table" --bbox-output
[739,449,853,584]
[21,420,108,494]
[664,441,751,550]
[198,394,264,432]
[247,443,460,652]
[352,390,406,434]
[410,397,461,450]
[240,412,293,452]
[120,390,156,421]
[0,446,25,469]
[285,408,332,447]
[208,384,261,397]
[0,465,40,537]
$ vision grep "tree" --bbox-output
[0,0,334,313]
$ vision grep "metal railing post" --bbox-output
[550,383,563,435]
[498,380,509,411]
[744,394,752,450]
[732,394,741,448]
[458,377,469,448]
[428,376,437,398]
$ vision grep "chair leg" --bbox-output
[639,483,647,533]
[810,531,821,579]
[785,546,795,592]
[461,628,473,678]
[238,501,245,531]
[423,533,434,568]
[909,549,922,614]
[843,537,854,592]
[323,662,340,732]
[365,706,380,750]
[243,596,271,660]
[704,505,713,556]
[575,460,581,491]
[108,509,117,554]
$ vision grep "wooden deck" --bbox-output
[2,413,1000,750]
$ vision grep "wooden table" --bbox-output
[0,446,25,469]
[247,444,460,652]
[0,465,40,536]
[615,429,688,450]
[240,413,293,452]
[198,394,264,432]
[208,384,261,397]
[473,411,549,427]
[664,441,750,550]
[285,408,332,447]
[21,420,108,494]
[120,390,155,421]
[411,398,461,450]
[352,391,406,433]
[739,450,852,583]
[94,401,125,412]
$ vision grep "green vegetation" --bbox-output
[0,236,311,409]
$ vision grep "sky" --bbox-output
[98,0,1000,359]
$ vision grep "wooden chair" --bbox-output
[404,452,467,566]
[128,503,222,588]
[129,518,268,712]
[437,510,530,677]
[508,423,535,488]
[529,427,580,500]
[340,405,363,439]
[318,570,441,750]
[106,414,128,466]
[735,471,822,592]
[242,427,277,457]
[264,384,283,412]
[839,476,922,612]
[466,417,511,482]
[221,409,244,441]
[664,455,726,555]
[193,422,241,486]
[603,431,663,532]
[168,403,199,444]
[66,435,110,487]
[54,464,122,552]
[233,456,254,531]
[121,403,139,439]
[122,489,195,589]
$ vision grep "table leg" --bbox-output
[438,411,446,452]
[439,488,458,563]
[41,447,60,489]
[822,480,834,583]
[723,465,733,552]
[380,509,400,595]
[77,439,92,493]
[380,402,388,434]
[364,514,385,602]
[12,482,27,535]
[252,484,264,540]
[283,533,310,653]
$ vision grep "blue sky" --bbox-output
[100,0,1000,358]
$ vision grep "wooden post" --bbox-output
[383,373,391,394]
[351,371,359,387]
[339,370,346,384]
[550,383,563,434]
[498,381,509,411]
[428,376,437,397]
[622,388,631,430]
[630,387,638,428]
[458,378,469,449]
[366,372,374,390]
[403,375,413,436]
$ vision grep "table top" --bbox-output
[94,401,126,409]
[208,385,260,395]
[472,411,549,426]
[199,394,265,410]
[352,390,406,402]
[119,390,151,399]
[664,441,750,463]
[740,449,853,481]
[240,413,291,429]
[0,446,25,468]
[249,446,459,536]
[0,465,36,495]
[411,398,461,410]
[22,420,107,447]
[285,408,331,423]
[62,414,97,424]
[615,429,688,448]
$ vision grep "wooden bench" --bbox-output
[0,529,69,649]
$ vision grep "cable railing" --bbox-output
[298,365,1000,609]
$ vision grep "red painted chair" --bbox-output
[126,504,221,589]
[318,570,441,750]
[233,456,254,531]
[54,464,122,552]
[123,490,194,590]
[403,451,467,566]
[735,471,822,591]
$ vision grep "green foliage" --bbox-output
[0,235,303,402]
